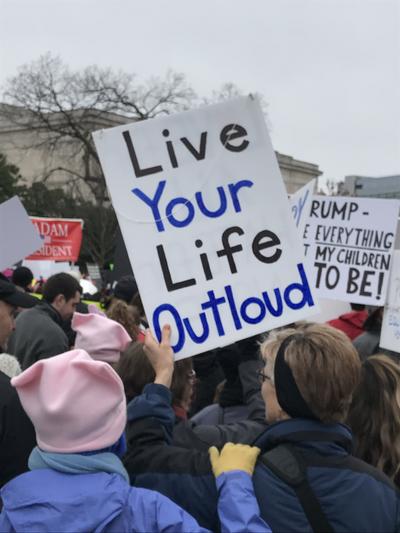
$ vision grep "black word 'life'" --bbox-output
[157,225,282,292]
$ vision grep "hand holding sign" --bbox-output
[143,325,174,387]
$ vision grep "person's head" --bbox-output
[12,349,127,454]
[116,342,194,410]
[12,266,34,291]
[106,299,140,340]
[347,354,400,485]
[259,322,361,424]
[350,303,366,312]
[42,273,81,321]
[171,357,195,411]
[0,280,37,348]
[0,270,12,281]
[363,307,384,332]
[113,276,138,305]
[72,312,132,364]
[130,290,146,320]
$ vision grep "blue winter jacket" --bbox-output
[125,383,400,532]
[0,459,270,532]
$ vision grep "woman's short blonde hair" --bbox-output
[260,322,361,423]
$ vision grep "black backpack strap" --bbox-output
[261,444,334,533]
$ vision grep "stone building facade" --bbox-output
[0,104,322,196]
[343,174,400,199]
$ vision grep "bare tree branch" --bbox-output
[0,54,268,266]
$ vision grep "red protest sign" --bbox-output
[26,218,83,262]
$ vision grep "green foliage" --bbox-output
[0,153,26,203]
[0,154,116,266]
[21,182,74,217]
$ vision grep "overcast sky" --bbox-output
[1,0,399,187]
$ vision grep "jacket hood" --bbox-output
[1,469,131,532]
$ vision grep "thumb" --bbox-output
[161,324,171,346]
[251,446,261,460]
[208,446,220,476]
[209,446,220,463]
[144,328,156,348]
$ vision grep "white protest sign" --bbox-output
[0,196,42,271]
[22,260,74,280]
[93,96,317,359]
[290,179,315,238]
[290,185,351,324]
[380,249,400,353]
[304,196,399,305]
[87,263,102,282]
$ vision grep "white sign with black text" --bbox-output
[93,97,317,359]
[303,196,399,305]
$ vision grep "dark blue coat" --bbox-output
[252,419,399,532]
[125,384,400,532]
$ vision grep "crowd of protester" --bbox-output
[0,266,399,532]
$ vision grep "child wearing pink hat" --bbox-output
[0,346,271,533]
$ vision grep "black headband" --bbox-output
[274,334,319,421]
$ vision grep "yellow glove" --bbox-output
[209,442,261,477]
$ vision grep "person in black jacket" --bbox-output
[0,371,36,488]
[0,280,37,488]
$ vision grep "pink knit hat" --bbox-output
[72,312,132,363]
[11,349,127,453]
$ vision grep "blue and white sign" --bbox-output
[93,97,317,359]
[290,179,315,238]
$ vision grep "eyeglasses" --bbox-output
[257,370,271,383]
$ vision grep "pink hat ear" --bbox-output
[118,326,132,351]
[87,304,106,316]
[71,312,91,331]
[71,312,132,362]
[11,359,45,388]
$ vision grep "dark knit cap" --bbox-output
[114,276,138,304]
